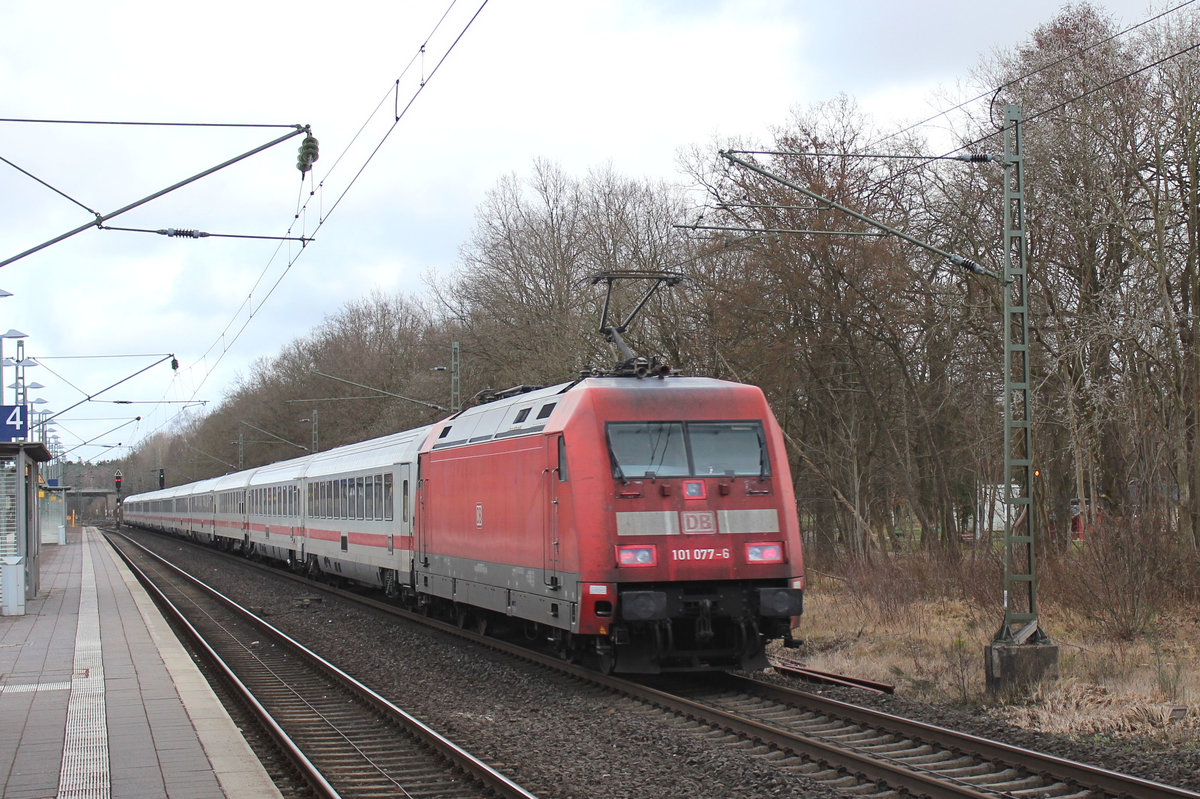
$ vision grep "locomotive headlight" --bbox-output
[745,542,784,563]
[616,545,657,567]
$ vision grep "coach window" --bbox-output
[384,474,394,521]
[356,476,366,520]
[365,475,375,520]
[373,474,383,520]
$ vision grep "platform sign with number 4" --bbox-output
[0,405,28,442]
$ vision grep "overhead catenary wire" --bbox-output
[138,1,489,443]
[724,9,1200,224]
[98,225,313,243]
[0,126,309,268]
[185,1,489,386]
[863,0,1199,151]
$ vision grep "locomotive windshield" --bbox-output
[606,421,769,479]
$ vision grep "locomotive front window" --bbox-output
[689,422,769,477]
[606,422,689,478]
[606,421,768,479]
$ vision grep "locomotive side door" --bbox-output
[543,434,562,591]
[414,454,428,573]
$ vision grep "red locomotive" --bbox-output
[418,373,804,672]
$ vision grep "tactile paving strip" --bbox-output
[57,530,109,799]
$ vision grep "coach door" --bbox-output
[542,435,562,591]
[391,463,412,557]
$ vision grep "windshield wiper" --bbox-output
[607,438,629,484]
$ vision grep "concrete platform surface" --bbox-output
[0,527,282,798]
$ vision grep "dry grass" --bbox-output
[796,561,1200,741]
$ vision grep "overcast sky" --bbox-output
[0,0,1169,460]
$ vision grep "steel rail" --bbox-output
[107,531,539,799]
[107,536,341,799]
[768,655,896,694]
[726,674,1200,799]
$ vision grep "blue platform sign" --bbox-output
[0,405,29,442]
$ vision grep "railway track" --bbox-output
[113,526,1200,799]
[656,673,1200,799]
[106,531,538,799]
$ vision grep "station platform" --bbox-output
[0,527,282,799]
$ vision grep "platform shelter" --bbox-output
[0,441,53,614]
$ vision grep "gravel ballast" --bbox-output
[125,531,1200,798]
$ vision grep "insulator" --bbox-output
[955,153,994,162]
[159,228,207,238]
[952,255,986,275]
[296,135,320,173]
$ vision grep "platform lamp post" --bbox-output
[0,328,27,405]
[6,340,39,409]
[29,400,49,440]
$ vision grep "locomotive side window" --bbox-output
[537,403,555,420]
[606,422,689,478]
[513,408,530,424]
[558,436,569,482]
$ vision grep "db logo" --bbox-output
[681,511,716,534]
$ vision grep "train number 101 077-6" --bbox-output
[672,547,731,561]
